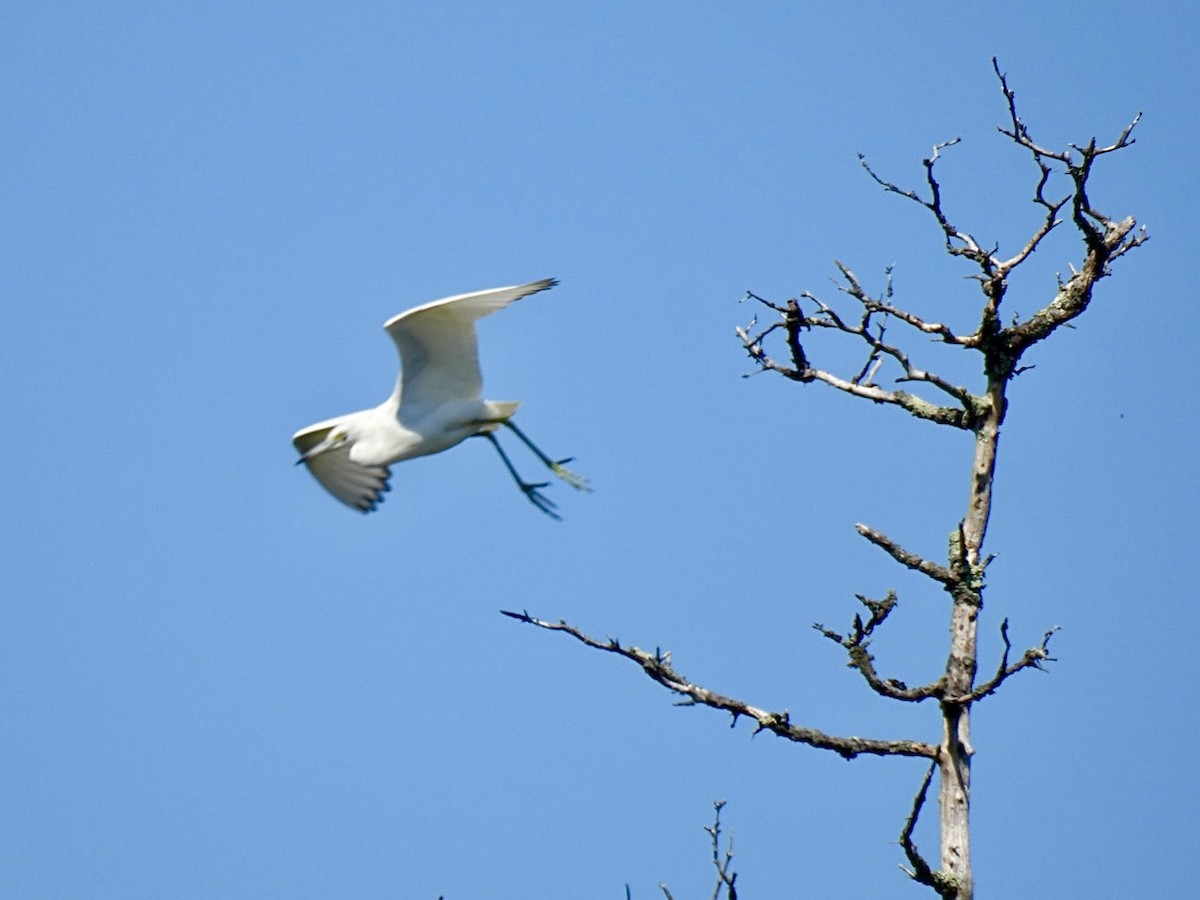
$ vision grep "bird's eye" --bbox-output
[333,430,347,442]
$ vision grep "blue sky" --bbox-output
[3,2,1196,897]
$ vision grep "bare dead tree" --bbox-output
[505,60,1145,899]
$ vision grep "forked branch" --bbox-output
[990,56,1147,360]
[860,138,998,276]
[657,801,739,900]
[959,620,1059,703]
[815,591,946,702]
[704,800,738,900]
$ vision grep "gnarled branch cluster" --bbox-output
[737,58,1146,428]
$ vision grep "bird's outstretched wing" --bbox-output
[292,424,391,513]
[383,279,557,417]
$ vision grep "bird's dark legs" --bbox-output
[473,417,590,518]
[500,421,591,492]
[480,433,561,520]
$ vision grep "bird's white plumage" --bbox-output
[293,278,564,514]
[383,280,554,420]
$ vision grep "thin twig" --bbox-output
[706,801,738,900]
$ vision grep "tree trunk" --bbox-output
[939,381,1005,899]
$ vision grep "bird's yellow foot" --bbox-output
[551,458,591,492]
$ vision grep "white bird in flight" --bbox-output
[293,278,589,519]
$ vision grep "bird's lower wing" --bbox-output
[301,445,391,513]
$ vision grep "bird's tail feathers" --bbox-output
[476,400,521,433]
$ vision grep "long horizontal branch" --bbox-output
[502,610,937,760]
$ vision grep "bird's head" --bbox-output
[294,424,353,465]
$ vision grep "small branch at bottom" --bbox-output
[705,800,738,900]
